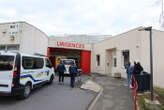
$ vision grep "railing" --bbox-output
[132,75,138,110]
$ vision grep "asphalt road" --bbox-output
[0,76,96,110]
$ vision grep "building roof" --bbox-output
[49,34,112,44]
[0,21,49,38]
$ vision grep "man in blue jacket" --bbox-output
[69,64,77,88]
[56,61,66,84]
[125,62,134,88]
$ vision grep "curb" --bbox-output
[87,87,103,110]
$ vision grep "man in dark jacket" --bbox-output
[133,62,143,75]
[56,62,66,84]
[69,65,77,88]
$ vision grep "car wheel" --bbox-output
[48,75,54,84]
[21,83,31,99]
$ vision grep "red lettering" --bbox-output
[82,44,85,48]
[56,41,85,49]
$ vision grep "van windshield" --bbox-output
[0,56,14,71]
[62,60,74,65]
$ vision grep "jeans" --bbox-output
[59,72,64,82]
[128,74,132,86]
[70,76,75,88]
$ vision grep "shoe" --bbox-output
[130,84,133,89]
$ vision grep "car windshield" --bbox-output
[62,60,74,65]
[0,55,14,71]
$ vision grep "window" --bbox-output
[10,24,18,29]
[0,45,6,51]
[122,50,129,66]
[62,60,75,65]
[7,45,19,51]
[22,57,44,69]
[0,56,14,71]
[46,59,52,68]
[34,58,44,69]
[0,45,19,51]
[113,57,117,67]
[96,55,100,66]
[23,57,34,69]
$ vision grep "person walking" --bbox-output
[69,64,77,88]
[56,61,66,85]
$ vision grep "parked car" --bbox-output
[61,59,76,75]
[0,51,55,98]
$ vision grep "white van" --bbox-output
[0,51,55,98]
[61,59,76,75]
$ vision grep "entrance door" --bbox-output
[112,56,117,73]
[81,51,91,74]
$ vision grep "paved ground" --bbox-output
[0,76,96,110]
[91,74,135,110]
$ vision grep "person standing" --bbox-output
[133,62,143,75]
[56,61,66,85]
[125,62,131,86]
[129,63,134,88]
[69,64,77,88]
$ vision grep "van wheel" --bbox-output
[21,83,31,99]
[48,75,54,84]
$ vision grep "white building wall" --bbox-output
[0,22,48,55]
[153,30,164,88]
[91,27,142,78]
[92,27,164,88]
[0,22,22,45]
[141,30,164,88]
[20,23,48,55]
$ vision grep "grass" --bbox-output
[137,87,164,110]
[137,93,150,110]
[154,87,164,105]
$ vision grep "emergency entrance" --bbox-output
[47,48,91,74]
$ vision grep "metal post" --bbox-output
[138,26,154,101]
[149,27,154,101]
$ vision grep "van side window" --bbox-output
[34,58,44,69]
[0,56,14,71]
[23,57,34,69]
[22,57,44,69]
[46,59,52,68]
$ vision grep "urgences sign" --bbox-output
[57,41,85,49]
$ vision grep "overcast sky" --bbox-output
[0,0,162,36]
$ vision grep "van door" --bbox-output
[21,57,44,85]
[45,58,54,80]
[0,55,15,93]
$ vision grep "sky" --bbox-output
[0,0,162,36]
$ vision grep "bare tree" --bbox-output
[159,0,164,28]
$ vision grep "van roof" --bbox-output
[0,51,47,58]
[62,59,75,60]
[0,51,17,56]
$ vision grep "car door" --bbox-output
[45,58,53,81]
[21,56,44,85]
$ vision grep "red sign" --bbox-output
[57,41,85,49]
